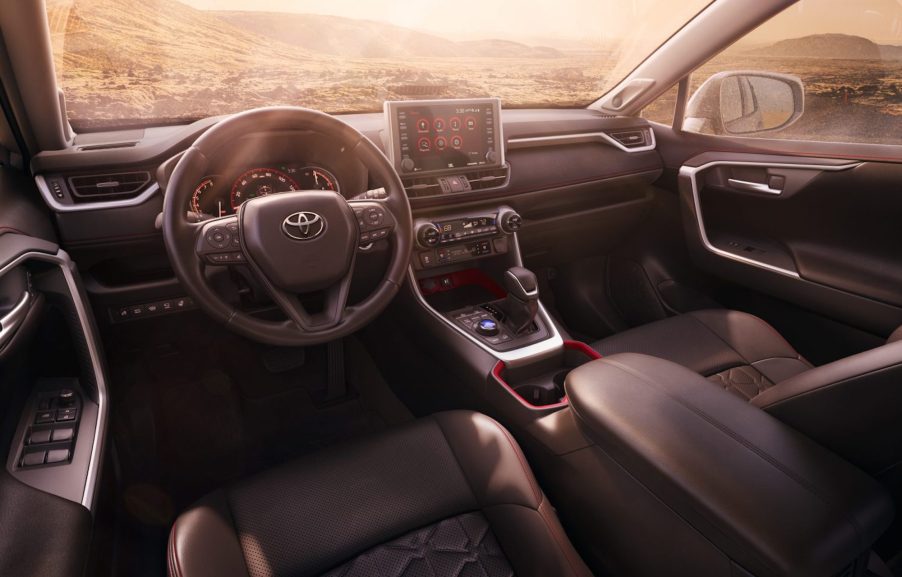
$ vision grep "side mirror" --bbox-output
[684,71,804,136]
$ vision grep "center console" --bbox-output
[546,353,894,577]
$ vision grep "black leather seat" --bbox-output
[168,411,592,577]
[591,309,811,400]
[591,309,902,480]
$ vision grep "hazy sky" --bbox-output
[182,0,902,46]
[179,0,705,44]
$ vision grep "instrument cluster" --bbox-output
[189,163,340,219]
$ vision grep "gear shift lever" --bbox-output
[503,266,539,335]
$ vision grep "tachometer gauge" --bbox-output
[230,168,299,210]
[296,166,340,193]
[190,177,224,219]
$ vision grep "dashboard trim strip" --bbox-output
[35,174,161,213]
[507,129,657,153]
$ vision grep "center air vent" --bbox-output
[607,128,650,149]
[402,165,510,198]
[68,171,151,198]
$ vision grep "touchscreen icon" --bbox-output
[416,119,429,132]
[417,137,431,152]
[449,117,461,131]
[465,117,477,130]
[450,135,463,149]
[433,118,446,132]
[434,136,447,150]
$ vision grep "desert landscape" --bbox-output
[46,0,616,129]
[47,0,902,145]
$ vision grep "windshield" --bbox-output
[46,0,712,130]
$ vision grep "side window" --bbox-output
[684,0,902,145]
[641,84,680,126]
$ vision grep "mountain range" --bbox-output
[210,11,563,59]
[751,33,902,60]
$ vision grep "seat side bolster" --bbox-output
[434,411,593,577]
[168,491,250,577]
[433,410,542,509]
[753,341,902,475]
[485,500,594,577]
[690,309,810,368]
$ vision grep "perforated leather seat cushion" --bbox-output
[167,411,591,577]
[591,309,811,400]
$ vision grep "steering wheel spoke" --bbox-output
[259,257,356,332]
[194,216,247,266]
[349,199,397,248]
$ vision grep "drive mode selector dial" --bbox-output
[476,318,500,336]
[416,223,440,248]
[499,209,523,233]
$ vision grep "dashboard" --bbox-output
[189,163,341,220]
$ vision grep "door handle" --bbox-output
[0,291,33,350]
[727,178,782,195]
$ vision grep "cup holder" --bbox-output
[515,380,565,407]
[491,341,601,409]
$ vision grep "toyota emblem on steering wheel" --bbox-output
[282,211,326,240]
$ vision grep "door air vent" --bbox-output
[607,128,650,149]
[68,171,152,199]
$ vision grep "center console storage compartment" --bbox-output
[552,353,894,577]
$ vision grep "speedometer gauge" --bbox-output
[230,168,299,210]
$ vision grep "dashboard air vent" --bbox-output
[68,171,152,199]
[466,166,510,192]
[607,128,650,149]
[402,165,510,198]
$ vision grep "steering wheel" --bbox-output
[162,107,413,346]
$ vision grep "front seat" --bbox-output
[167,411,592,577]
[591,309,902,480]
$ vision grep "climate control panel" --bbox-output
[413,206,521,269]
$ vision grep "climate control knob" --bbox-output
[416,223,441,248]
[499,209,523,233]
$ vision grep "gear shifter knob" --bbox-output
[504,267,538,300]
[503,267,539,335]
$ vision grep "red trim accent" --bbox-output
[491,341,601,410]
[563,339,602,360]
[418,268,506,299]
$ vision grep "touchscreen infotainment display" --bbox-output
[385,98,503,176]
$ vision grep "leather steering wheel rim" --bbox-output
[162,106,413,346]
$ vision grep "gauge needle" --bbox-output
[314,172,320,188]
[218,200,223,217]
